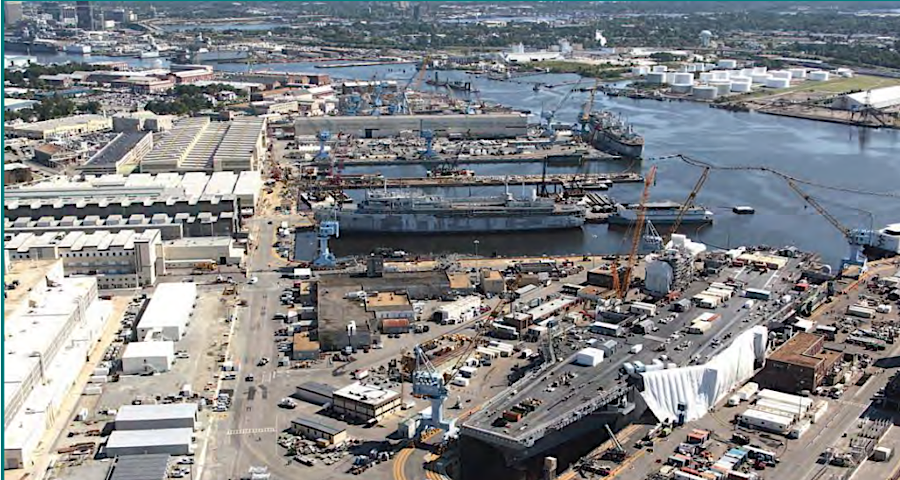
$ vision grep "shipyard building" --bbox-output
[833,85,900,111]
[77,131,154,175]
[139,117,267,173]
[295,113,528,139]
[755,332,841,394]
[4,259,112,470]
[8,114,113,139]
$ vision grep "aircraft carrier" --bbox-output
[458,254,806,480]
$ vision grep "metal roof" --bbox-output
[106,428,192,450]
[291,417,346,437]
[116,403,197,423]
[107,454,169,480]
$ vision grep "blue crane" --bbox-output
[419,129,439,161]
[313,220,339,267]
[541,84,580,137]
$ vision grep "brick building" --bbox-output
[755,332,841,394]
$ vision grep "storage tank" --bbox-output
[665,72,678,84]
[652,65,668,73]
[699,72,714,82]
[731,82,751,93]
[837,68,854,78]
[632,66,649,76]
[711,81,732,95]
[711,71,729,81]
[789,68,807,79]
[740,68,754,77]
[673,72,694,84]
[718,59,738,69]
[646,71,667,84]
[730,75,751,84]
[752,66,768,75]
[692,86,718,100]
[704,63,716,71]
[771,70,792,80]
[808,70,830,81]
[751,73,773,84]
[670,83,693,94]
[765,77,790,89]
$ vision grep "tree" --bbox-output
[81,101,102,114]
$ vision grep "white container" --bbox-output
[652,65,668,73]
[877,304,892,314]
[809,70,830,81]
[671,83,693,94]
[451,376,470,387]
[731,82,752,93]
[630,302,658,316]
[459,366,477,378]
[699,72,714,82]
[739,408,792,434]
[847,305,876,318]
[765,77,791,89]
[752,73,773,84]
[89,375,108,384]
[718,59,738,69]
[646,72,667,84]
[740,68,754,76]
[752,66,768,74]
[630,344,644,354]
[687,321,712,334]
[632,66,649,76]
[673,73,694,85]
[84,385,103,396]
[743,300,755,309]
[711,71,729,81]
[872,446,893,462]
[711,81,731,95]
[727,395,740,407]
[789,68,807,79]
[692,86,718,100]
[665,72,678,84]
[810,400,828,423]
[772,70,792,80]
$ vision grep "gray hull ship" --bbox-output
[316,190,586,233]
[584,111,645,159]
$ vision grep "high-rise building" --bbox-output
[76,1,93,30]
[4,1,24,26]
[61,5,77,25]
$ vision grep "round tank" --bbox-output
[693,85,718,100]
[711,81,732,95]
[752,66,768,75]
[771,70,792,80]
[665,72,678,84]
[731,81,752,93]
[765,77,791,89]
[670,83,693,94]
[704,63,717,71]
[673,72,694,84]
[699,72,714,82]
[711,71,729,81]
[652,65,668,73]
[646,72,667,84]
[632,66,649,76]
[730,75,751,84]
[740,68,754,76]
[789,68,807,79]
[751,73,773,84]
[718,59,738,69]
[808,70,830,81]
[837,68,854,78]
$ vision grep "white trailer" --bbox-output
[738,408,792,434]
[436,296,483,325]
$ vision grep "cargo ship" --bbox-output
[583,111,644,159]
[315,189,586,233]
[608,201,713,225]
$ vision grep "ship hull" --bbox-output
[608,212,713,225]
[590,130,644,159]
[316,211,584,233]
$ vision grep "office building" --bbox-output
[332,383,402,422]
[755,332,842,394]
[9,114,113,140]
[4,1,24,26]
[76,1,93,30]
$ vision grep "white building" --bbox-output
[4,260,112,470]
[121,341,175,375]
[833,85,900,111]
[332,383,402,422]
[115,404,198,430]
[105,428,193,456]
[4,229,164,289]
[163,236,245,267]
[136,283,197,341]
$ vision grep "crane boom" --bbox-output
[668,166,710,239]
[619,165,657,298]
[786,179,850,237]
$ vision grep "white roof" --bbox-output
[333,382,399,406]
[122,341,175,359]
[106,428,193,449]
[116,403,197,423]
[740,408,793,425]
[526,297,575,319]
[138,283,196,332]
[845,85,900,105]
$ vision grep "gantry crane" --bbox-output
[785,179,874,274]
[615,165,657,299]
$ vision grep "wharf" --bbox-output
[329,172,642,190]
[312,150,621,167]
[315,60,415,68]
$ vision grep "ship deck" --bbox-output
[461,257,802,447]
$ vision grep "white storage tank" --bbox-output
[699,72,714,82]
[751,73,773,84]
[789,68,807,79]
[665,72,678,84]
[765,77,791,89]
[771,70,792,80]
[731,81,752,93]
[718,59,738,69]
[711,71,729,81]
[646,72,667,84]
[837,67,854,78]
[730,75,751,84]
[711,81,732,95]
[808,70,830,81]
[673,72,694,85]
[692,85,718,100]
[740,68,754,76]
[670,83,693,94]
[632,66,649,76]
[752,66,768,74]
[652,65,668,73]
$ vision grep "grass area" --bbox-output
[739,74,900,100]
[531,60,629,79]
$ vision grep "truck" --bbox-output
[744,288,772,301]
[630,344,643,354]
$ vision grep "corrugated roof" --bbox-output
[116,404,197,423]
[106,428,192,450]
[107,454,169,480]
[291,417,346,437]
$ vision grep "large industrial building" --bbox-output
[136,283,197,341]
[78,131,154,175]
[294,113,529,139]
[833,85,900,111]
[115,404,198,431]
[105,428,193,456]
[755,332,842,394]
[121,341,175,374]
[4,260,112,470]
[8,114,113,139]
[139,117,267,173]
[4,171,261,240]
[4,229,164,289]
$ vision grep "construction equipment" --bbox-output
[312,221,339,267]
[579,78,602,133]
[601,424,628,462]
[668,164,711,240]
[785,179,875,275]
[616,165,657,298]
[419,129,439,161]
[540,84,579,138]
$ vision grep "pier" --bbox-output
[320,172,643,189]
[310,150,623,167]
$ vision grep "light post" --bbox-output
[473,239,480,271]
[591,234,598,269]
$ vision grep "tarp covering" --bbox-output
[640,326,768,423]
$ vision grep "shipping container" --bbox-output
[706,288,734,299]
[757,389,813,410]
[694,312,721,323]
[738,409,792,434]
[737,382,759,401]
[810,400,828,424]
[459,366,477,378]
[502,411,522,422]
[693,294,720,309]
[451,377,470,387]
[630,344,644,354]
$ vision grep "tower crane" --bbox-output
[785,179,874,275]
[615,165,657,299]
[579,78,601,134]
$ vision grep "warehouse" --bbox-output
[136,283,197,341]
[139,117,267,173]
[366,292,415,321]
[755,332,841,394]
[105,428,193,457]
[106,453,170,480]
[332,383,402,423]
[163,236,245,267]
[295,382,336,406]
[121,341,175,375]
[290,417,348,445]
[9,114,113,139]
[78,132,154,175]
[115,404,197,431]
[295,113,528,140]
[833,85,900,111]
[480,269,506,294]
[292,332,320,361]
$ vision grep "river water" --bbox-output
[32,53,899,265]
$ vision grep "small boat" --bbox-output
[733,206,755,215]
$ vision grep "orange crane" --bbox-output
[616,165,657,299]
[667,165,710,240]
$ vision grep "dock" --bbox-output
[324,173,643,190]
[311,150,622,167]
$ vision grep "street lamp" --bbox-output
[591,235,598,269]
[473,240,480,271]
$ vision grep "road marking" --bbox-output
[226,427,276,436]
[393,447,413,480]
